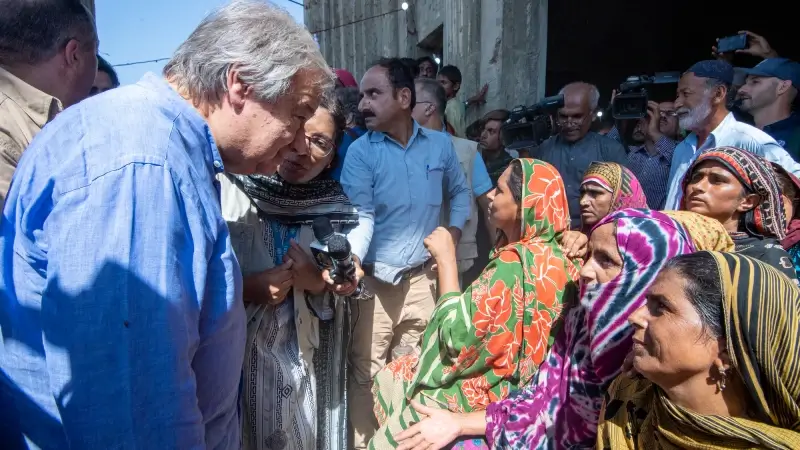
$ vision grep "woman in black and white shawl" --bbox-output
[220,93,357,450]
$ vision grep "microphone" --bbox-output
[327,234,356,284]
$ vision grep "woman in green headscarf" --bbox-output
[598,251,800,449]
[369,159,582,449]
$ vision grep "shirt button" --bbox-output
[213,160,222,168]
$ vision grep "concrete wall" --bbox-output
[305,0,547,124]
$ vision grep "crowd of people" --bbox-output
[1,1,800,450]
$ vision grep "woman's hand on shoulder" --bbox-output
[559,230,588,259]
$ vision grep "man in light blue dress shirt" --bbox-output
[0,2,333,449]
[664,60,800,209]
[340,58,470,448]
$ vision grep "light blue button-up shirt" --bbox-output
[0,73,244,449]
[664,112,800,209]
[341,121,471,284]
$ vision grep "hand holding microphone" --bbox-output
[311,217,366,298]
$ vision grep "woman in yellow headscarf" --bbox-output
[598,251,800,449]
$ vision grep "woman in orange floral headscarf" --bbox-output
[368,159,582,449]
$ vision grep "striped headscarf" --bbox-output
[486,208,696,449]
[682,146,787,240]
[598,252,800,449]
[582,161,648,213]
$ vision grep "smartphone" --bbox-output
[717,34,747,53]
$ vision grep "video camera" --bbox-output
[500,94,564,151]
[310,217,371,300]
[612,72,681,120]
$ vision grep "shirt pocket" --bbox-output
[226,221,256,272]
[426,165,445,206]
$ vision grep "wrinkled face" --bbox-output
[684,160,753,226]
[579,182,613,230]
[557,90,593,143]
[359,66,408,132]
[628,268,722,388]
[277,106,337,184]
[437,74,458,99]
[487,166,520,233]
[580,222,623,286]
[480,119,503,152]
[738,75,780,114]
[90,70,115,96]
[675,73,715,131]
[418,60,437,79]
[213,69,322,175]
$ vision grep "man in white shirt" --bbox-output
[664,60,800,209]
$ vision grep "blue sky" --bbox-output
[96,0,305,86]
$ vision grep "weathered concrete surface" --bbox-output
[305,0,548,120]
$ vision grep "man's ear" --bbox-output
[226,67,248,113]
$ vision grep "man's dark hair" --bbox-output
[335,86,365,128]
[482,109,510,125]
[371,58,416,109]
[97,55,120,88]
[0,0,97,66]
[415,77,447,119]
[417,56,438,73]
[438,65,462,86]
[399,57,420,79]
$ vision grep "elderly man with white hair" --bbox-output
[0,1,332,449]
[529,81,629,229]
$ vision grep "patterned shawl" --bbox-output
[598,252,800,449]
[485,208,696,450]
[681,146,787,240]
[582,161,648,214]
[369,159,581,448]
[662,210,735,252]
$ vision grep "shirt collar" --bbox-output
[137,73,225,173]
[0,66,62,128]
[367,119,426,149]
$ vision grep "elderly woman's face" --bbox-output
[579,182,613,230]
[579,223,622,285]
[277,106,337,184]
[628,268,722,387]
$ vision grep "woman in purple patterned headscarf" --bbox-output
[393,209,697,450]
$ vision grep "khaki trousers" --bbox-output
[348,268,437,449]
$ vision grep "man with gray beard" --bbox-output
[663,60,800,209]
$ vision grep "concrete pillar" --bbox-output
[497,0,548,108]
[443,0,481,122]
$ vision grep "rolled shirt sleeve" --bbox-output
[443,140,471,230]
[340,138,375,261]
[471,152,493,197]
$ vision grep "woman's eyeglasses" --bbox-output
[305,134,336,158]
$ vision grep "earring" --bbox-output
[717,367,727,392]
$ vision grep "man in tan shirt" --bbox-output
[0,1,98,208]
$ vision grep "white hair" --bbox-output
[559,82,600,111]
[164,0,333,105]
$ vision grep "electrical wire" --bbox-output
[112,57,170,68]
[309,8,402,34]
